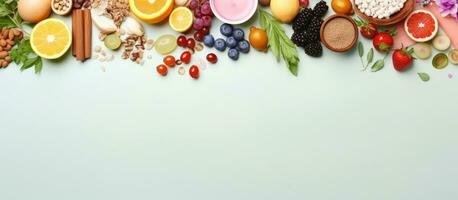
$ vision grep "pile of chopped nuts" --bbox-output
[93,45,115,62]
[122,35,146,64]
[53,0,73,14]
[105,0,130,27]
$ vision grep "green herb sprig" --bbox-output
[1,0,42,74]
[9,39,42,73]
[259,9,300,76]
[357,41,387,72]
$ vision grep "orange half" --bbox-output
[129,0,174,24]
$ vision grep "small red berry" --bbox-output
[187,38,196,48]
[194,31,204,42]
[163,55,176,67]
[201,27,210,35]
[206,53,218,64]
[180,51,192,64]
[189,65,199,79]
[299,0,309,8]
[177,35,187,47]
[156,64,168,76]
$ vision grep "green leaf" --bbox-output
[367,48,374,64]
[357,41,364,57]
[371,59,385,72]
[418,72,430,82]
[0,17,15,28]
[20,57,38,71]
[259,8,299,76]
[34,58,42,74]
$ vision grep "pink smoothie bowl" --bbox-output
[209,0,258,25]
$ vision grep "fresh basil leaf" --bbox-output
[371,59,384,72]
[418,72,430,82]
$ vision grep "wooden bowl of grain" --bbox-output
[320,14,358,52]
[353,0,414,26]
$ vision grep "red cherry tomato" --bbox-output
[156,64,168,76]
[187,38,196,48]
[177,35,187,47]
[206,53,218,64]
[201,27,210,35]
[189,65,199,79]
[163,55,176,67]
[180,51,192,64]
[194,31,204,42]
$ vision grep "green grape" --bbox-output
[155,34,177,55]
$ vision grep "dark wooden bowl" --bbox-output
[320,14,358,52]
[353,0,414,26]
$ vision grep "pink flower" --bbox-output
[435,0,458,20]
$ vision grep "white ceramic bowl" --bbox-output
[209,0,258,25]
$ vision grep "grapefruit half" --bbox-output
[404,10,438,42]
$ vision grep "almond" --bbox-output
[12,28,21,36]
[8,30,14,40]
[1,60,8,68]
[0,51,7,58]
[6,39,15,46]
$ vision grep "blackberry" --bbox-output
[291,32,307,47]
[306,17,323,32]
[304,42,322,57]
[292,8,313,32]
[313,0,328,18]
[305,30,320,44]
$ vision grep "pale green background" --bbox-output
[1,1,457,199]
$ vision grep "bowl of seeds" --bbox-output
[320,14,358,52]
[52,0,73,16]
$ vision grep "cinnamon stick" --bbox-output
[71,10,76,57]
[83,9,91,60]
[74,9,84,61]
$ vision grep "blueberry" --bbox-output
[228,48,239,60]
[237,40,250,53]
[232,28,245,41]
[220,23,233,37]
[203,34,215,47]
[226,37,237,48]
[214,38,227,51]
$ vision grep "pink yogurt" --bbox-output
[210,0,258,24]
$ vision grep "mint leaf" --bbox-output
[418,72,430,82]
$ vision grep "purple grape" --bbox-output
[208,8,214,17]
[193,18,204,30]
[201,3,211,15]
[202,15,212,27]
[194,9,203,18]
[189,0,199,9]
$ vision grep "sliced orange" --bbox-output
[129,0,174,24]
[30,18,72,59]
[169,7,194,33]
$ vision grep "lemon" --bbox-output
[169,7,193,33]
[30,18,72,59]
[270,0,300,23]
[129,0,174,24]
